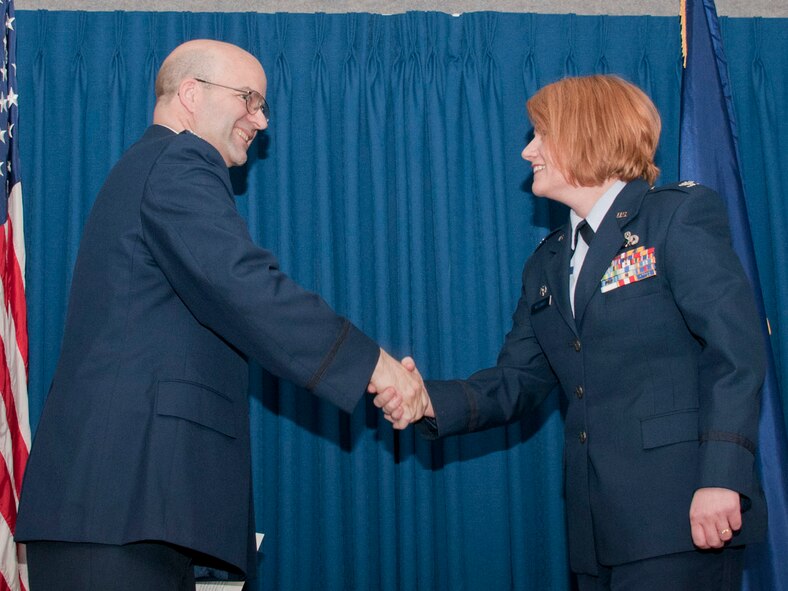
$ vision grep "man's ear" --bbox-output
[178,78,199,114]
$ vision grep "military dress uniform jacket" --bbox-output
[421,179,767,574]
[16,125,381,577]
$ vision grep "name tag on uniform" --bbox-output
[600,246,656,293]
[530,295,552,314]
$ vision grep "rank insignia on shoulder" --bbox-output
[678,180,698,188]
[537,227,563,251]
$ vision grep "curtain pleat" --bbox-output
[390,16,423,590]
[25,11,48,426]
[364,18,401,591]
[107,13,126,165]
[749,20,787,431]
[66,13,87,271]
[16,10,788,590]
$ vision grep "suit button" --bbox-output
[572,339,581,352]
[579,431,587,444]
[575,385,584,399]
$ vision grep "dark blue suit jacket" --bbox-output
[422,179,767,574]
[16,125,380,576]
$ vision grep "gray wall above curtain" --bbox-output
[13,0,788,17]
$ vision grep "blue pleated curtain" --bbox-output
[15,10,788,591]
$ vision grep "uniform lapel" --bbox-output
[573,180,650,328]
[542,224,577,335]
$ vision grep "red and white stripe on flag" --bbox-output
[1,1,32,590]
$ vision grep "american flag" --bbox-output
[0,0,30,589]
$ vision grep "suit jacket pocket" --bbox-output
[603,273,662,302]
[640,408,699,449]
[156,379,237,438]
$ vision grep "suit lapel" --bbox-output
[542,224,577,335]
[573,180,650,328]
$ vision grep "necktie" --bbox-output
[570,220,594,316]
[575,219,595,248]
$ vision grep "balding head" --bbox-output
[155,39,252,100]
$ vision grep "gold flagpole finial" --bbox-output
[680,0,688,68]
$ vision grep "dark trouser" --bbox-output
[26,541,196,591]
[576,546,745,591]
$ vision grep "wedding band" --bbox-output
[720,528,731,536]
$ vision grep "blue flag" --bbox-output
[679,1,788,589]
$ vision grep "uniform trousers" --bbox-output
[26,540,196,591]
[576,546,745,591]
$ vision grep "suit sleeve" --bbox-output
[663,186,766,499]
[419,265,558,439]
[139,135,380,413]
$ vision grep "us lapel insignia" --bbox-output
[539,285,548,297]
[616,211,628,219]
[623,231,639,247]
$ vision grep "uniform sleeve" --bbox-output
[419,265,558,439]
[663,186,766,499]
[140,136,380,413]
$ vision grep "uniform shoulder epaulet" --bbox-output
[535,226,565,251]
[649,180,707,195]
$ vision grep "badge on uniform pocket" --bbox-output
[600,246,656,293]
[530,295,552,314]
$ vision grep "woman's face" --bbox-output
[521,132,573,201]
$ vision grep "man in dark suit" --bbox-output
[16,39,427,591]
[377,75,766,590]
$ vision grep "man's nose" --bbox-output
[250,108,267,131]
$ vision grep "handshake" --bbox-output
[367,349,434,429]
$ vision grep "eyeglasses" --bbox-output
[195,78,270,123]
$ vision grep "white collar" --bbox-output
[569,180,627,248]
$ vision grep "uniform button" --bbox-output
[572,339,581,352]
[575,385,584,399]
[579,431,587,444]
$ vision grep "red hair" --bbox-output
[527,75,661,186]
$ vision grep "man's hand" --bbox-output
[368,350,430,429]
[689,487,742,548]
[400,356,433,418]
